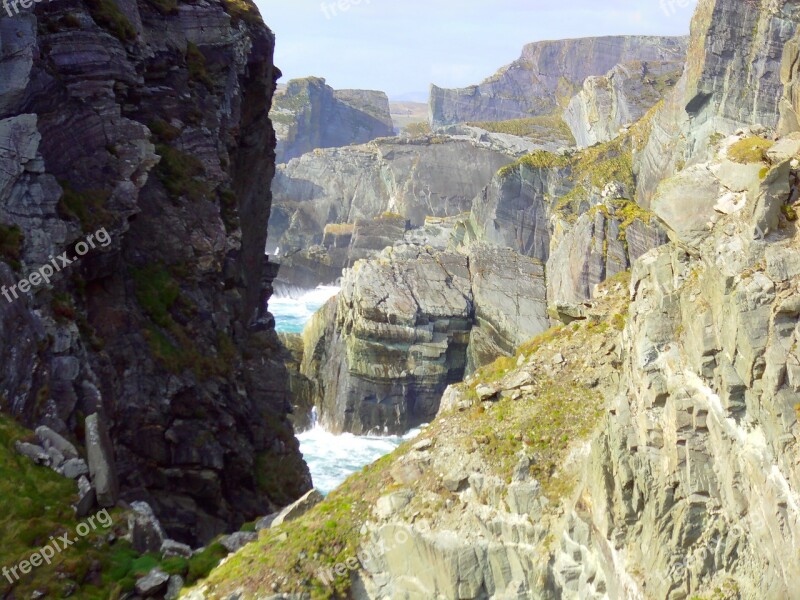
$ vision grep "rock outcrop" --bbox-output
[269,136,513,287]
[429,36,688,128]
[271,77,394,163]
[564,60,684,148]
[184,2,800,598]
[0,0,309,544]
[300,231,549,434]
[636,0,800,204]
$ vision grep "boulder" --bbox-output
[74,476,96,518]
[129,502,166,554]
[219,531,258,553]
[161,539,192,559]
[84,414,118,507]
[35,426,79,460]
[255,513,279,531]
[135,568,169,597]
[165,575,184,600]
[15,441,49,466]
[61,458,89,480]
[271,489,324,528]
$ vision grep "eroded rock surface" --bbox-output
[429,36,688,128]
[0,0,309,544]
[271,77,394,163]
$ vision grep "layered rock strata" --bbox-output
[0,0,308,544]
[429,36,688,128]
[271,77,394,163]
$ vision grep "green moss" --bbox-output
[186,42,213,90]
[221,0,263,26]
[467,114,575,144]
[783,204,798,222]
[85,0,136,41]
[186,543,228,584]
[144,0,178,15]
[148,119,181,143]
[58,183,113,233]
[154,144,208,202]
[727,136,774,164]
[133,264,180,328]
[498,150,570,178]
[0,224,24,270]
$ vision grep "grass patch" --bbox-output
[221,0,262,26]
[727,136,774,164]
[85,0,136,41]
[0,224,23,270]
[58,183,113,233]
[468,114,575,144]
[133,264,238,378]
[323,223,355,236]
[154,144,208,202]
[498,150,570,179]
[186,42,213,90]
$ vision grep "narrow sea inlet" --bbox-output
[272,286,421,493]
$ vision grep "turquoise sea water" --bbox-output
[272,286,340,334]
[271,287,422,493]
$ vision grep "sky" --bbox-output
[257,0,698,101]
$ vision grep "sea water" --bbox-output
[297,419,422,495]
[272,286,340,334]
[271,286,420,493]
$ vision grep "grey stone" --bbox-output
[61,458,89,480]
[135,568,169,596]
[74,476,96,518]
[255,513,279,531]
[35,426,79,460]
[129,502,166,554]
[219,531,258,553]
[85,414,118,507]
[15,442,49,466]
[165,574,184,600]
[161,539,192,559]
[271,489,324,528]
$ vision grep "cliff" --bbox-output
[0,0,308,552]
[636,0,800,204]
[563,60,684,148]
[189,120,800,600]
[183,0,800,598]
[271,77,394,163]
[269,135,513,288]
[429,36,688,128]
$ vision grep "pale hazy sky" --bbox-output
[257,0,698,101]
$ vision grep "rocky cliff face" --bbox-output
[0,0,308,544]
[183,1,800,598]
[271,77,394,163]
[636,0,800,204]
[429,36,688,128]
[564,60,684,148]
[299,219,549,434]
[193,119,800,600]
[269,136,513,288]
